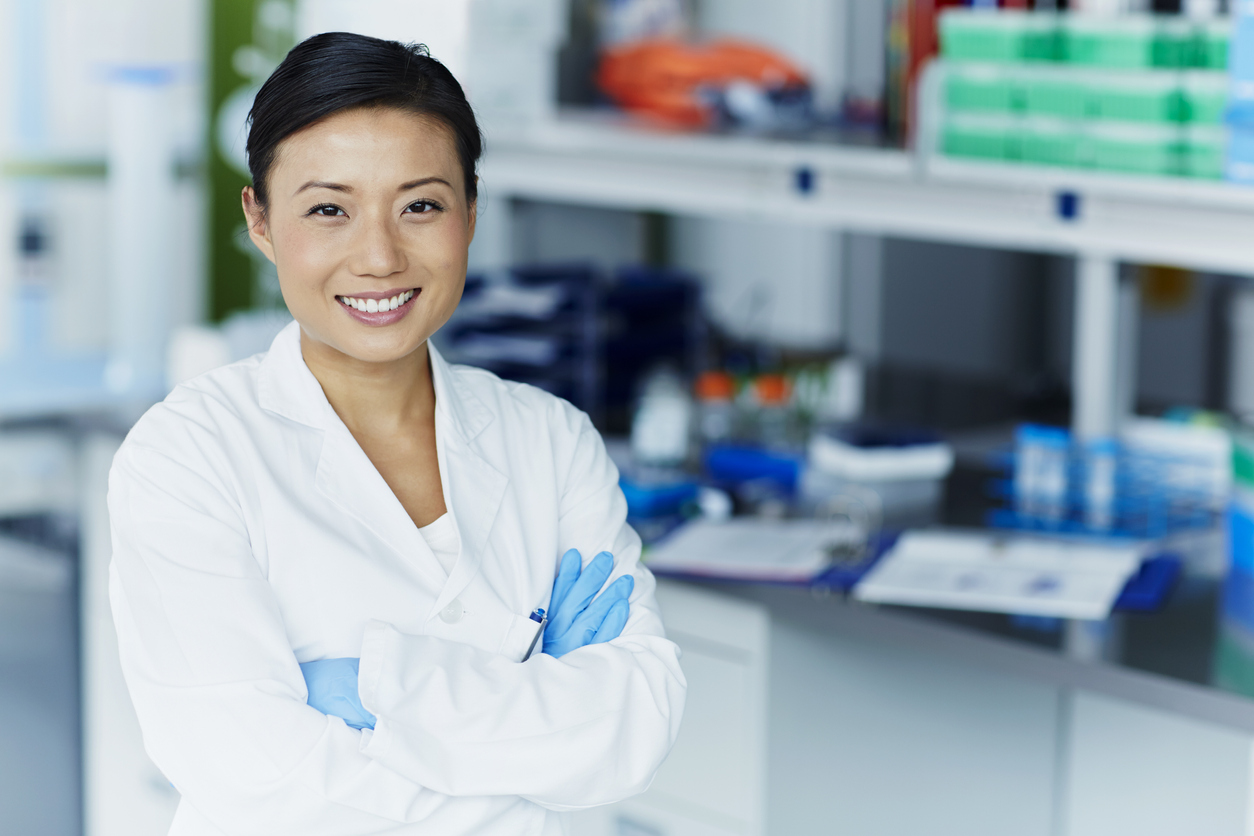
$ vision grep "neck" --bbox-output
[299,330,436,434]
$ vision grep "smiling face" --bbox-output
[242,106,475,367]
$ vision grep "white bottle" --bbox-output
[631,369,693,468]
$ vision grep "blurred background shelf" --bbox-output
[485,112,1254,274]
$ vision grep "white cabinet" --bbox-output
[1064,692,1253,836]
[765,617,1059,835]
[568,581,770,836]
[571,582,1254,836]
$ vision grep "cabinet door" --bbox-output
[1064,691,1254,836]
[568,581,770,836]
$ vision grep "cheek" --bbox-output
[273,226,340,289]
[428,220,471,273]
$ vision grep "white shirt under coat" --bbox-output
[107,321,686,836]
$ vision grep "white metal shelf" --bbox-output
[482,113,1254,276]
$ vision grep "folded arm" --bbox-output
[109,443,453,835]
[356,412,686,810]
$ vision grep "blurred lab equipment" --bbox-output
[440,264,699,431]
[855,529,1149,620]
[601,266,702,432]
[1218,428,1254,695]
[441,265,599,412]
[0,430,77,516]
[801,424,955,529]
[996,418,1229,538]
[599,0,688,47]
[107,69,179,398]
[1227,3,1254,182]
[751,373,796,450]
[694,370,736,445]
[930,8,1232,180]
[1,67,183,415]
[644,517,866,584]
[296,0,566,130]
[631,367,693,467]
[596,38,812,129]
[1014,424,1071,525]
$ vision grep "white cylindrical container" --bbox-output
[631,369,693,468]
[1084,438,1119,532]
[106,68,177,397]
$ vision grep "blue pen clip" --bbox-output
[524,608,547,660]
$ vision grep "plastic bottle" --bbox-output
[1015,424,1071,526]
[1084,437,1119,532]
[694,371,736,445]
[630,368,693,468]
[754,373,795,450]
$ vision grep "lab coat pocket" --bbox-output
[500,611,545,663]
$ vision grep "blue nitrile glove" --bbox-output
[300,657,376,730]
[542,549,634,658]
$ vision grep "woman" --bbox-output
[108,32,685,836]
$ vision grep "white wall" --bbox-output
[878,239,1046,380]
[672,217,843,350]
[510,200,645,271]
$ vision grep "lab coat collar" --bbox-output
[257,322,493,445]
[257,321,340,430]
[257,322,507,614]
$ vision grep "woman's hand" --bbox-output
[542,549,633,658]
[300,658,376,730]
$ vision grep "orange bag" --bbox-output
[596,38,810,129]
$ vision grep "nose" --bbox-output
[348,215,407,279]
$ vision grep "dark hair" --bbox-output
[245,32,482,208]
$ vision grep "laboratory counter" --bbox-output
[583,572,1254,836]
[696,576,1254,735]
[584,448,1254,835]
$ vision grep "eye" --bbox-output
[307,203,345,217]
[404,200,443,215]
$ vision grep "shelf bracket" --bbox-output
[1073,253,1131,440]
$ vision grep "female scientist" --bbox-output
[108,32,685,836]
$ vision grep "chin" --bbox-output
[338,328,430,364]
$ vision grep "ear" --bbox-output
[241,187,276,264]
[466,176,478,244]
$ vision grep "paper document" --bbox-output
[644,519,863,582]
[853,530,1145,620]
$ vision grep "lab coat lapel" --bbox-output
[314,421,446,591]
[427,343,508,616]
[258,323,446,591]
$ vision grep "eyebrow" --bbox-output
[293,176,454,197]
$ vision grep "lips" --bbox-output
[336,288,419,326]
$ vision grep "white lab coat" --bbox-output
[108,321,686,836]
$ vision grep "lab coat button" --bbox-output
[440,599,464,624]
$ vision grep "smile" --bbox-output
[337,289,415,313]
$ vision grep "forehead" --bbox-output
[270,107,462,192]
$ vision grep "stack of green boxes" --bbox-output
[939,10,1230,179]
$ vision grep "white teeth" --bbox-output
[338,291,414,313]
